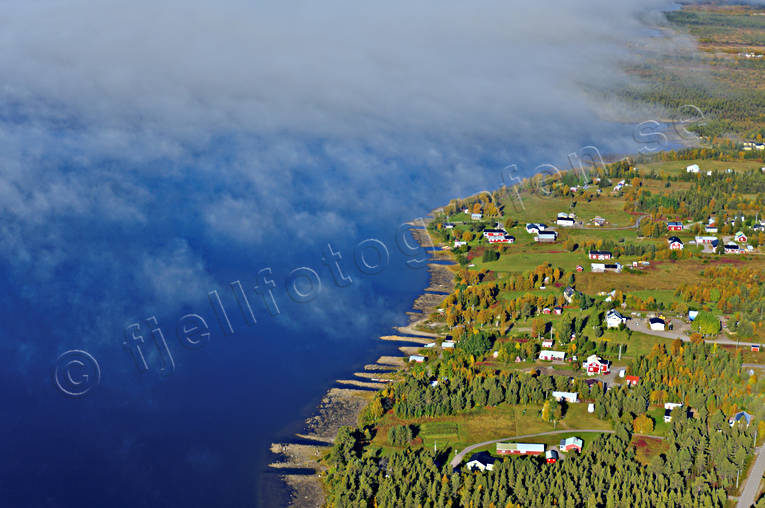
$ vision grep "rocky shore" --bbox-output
[267,215,454,507]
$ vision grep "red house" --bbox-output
[576,265,584,272]
[667,221,683,231]
[752,345,760,353]
[625,375,640,386]
[588,251,612,260]
[583,354,610,375]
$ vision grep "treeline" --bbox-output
[631,343,755,417]
[627,172,765,221]
[675,266,765,338]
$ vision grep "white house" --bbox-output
[496,443,545,455]
[695,236,717,244]
[724,243,742,254]
[667,236,684,250]
[649,317,666,331]
[556,216,576,227]
[606,309,627,329]
[539,350,566,361]
[591,263,606,273]
[705,224,718,233]
[664,402,683,423]
[442,341,455,349]
[552,391,579,403]
[542,339,554,348]
[454,241,467,248]
[525,223,547,234]
[686,164,700,174]
[471,213,483,220]
[409,355,425,363]
[560,437,584,453]
[535,230,558,243]
[466,452,497,472]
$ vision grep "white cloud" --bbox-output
[0,0,690,355]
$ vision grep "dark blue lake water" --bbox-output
[0,124,651,507]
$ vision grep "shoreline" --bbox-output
[267,213,455,508]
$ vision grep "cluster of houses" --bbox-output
[533,343,610,373]
[742,140,765,150]
[525,223,559,243]
[466,436,584,471]
[666,217,755,254]
[693,234,751,254]
[686,164,728,177]
[613,179,628,192]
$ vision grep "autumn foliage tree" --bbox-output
[633,413,654,434]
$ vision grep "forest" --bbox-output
[324,344,761,507]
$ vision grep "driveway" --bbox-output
[736,442,765,508]
[627,319,740,346]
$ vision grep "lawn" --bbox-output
[574,258,706,295]
[614,330,674,359]
[646,406,672,436]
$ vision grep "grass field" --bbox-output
[500,192,637,228]
[606,330,673,360]
[639,159,765,177]
[374,402,612,457]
